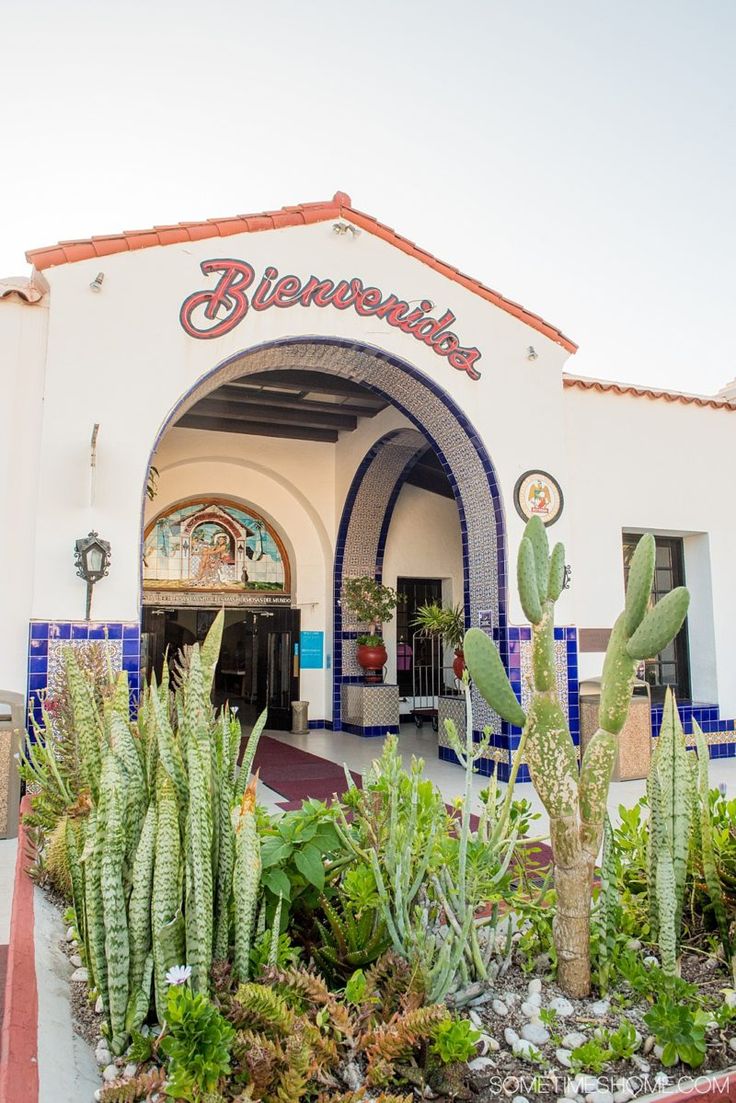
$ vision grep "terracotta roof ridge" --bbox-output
[25,192,576,354]
[0,274,46,304]
[563,372,736,411]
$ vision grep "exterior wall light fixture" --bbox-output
[75,531,111,619]
[90,272,105,292]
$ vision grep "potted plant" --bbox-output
[342,575,399,683]
[413,602,466,679]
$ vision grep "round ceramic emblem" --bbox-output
[513,470,564,527]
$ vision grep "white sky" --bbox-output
[3,1,735,393]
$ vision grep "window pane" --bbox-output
[656,569,674,592]
[656,545,672,568]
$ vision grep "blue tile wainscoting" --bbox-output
[27,620,141,730]
[650,700,736,759]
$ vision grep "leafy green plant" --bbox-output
[160,983,235,1101]
[606,1018,639,1060]
[429,1018,481,1064]
[412,603,465,651]
[313,870,391,980]
[249,928,301,976]
[259,797,350,929]
[644,995,707,1068]
[341,576,399,637]
[570,1038,613,1074]
[516,890,557,975]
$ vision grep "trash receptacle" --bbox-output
[579,677,651,781]
[0,691,24,839]
[291,701,309,735]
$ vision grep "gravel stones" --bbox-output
[562,1031,587,1049]
[95,1043,112,1067]
[492,998,509,1016]
[504,1027,520,1046]
[555,1047,572,1067]
[467,1056,495,1072]
[70,967,89,982]
[527,978,543,996]
[589,999,610,1017]
[521,1021,550,1046]
[102,1064,119,1082]
[512,1038,543,1062]
[587,1091,614,1103]
[548,996,574,1018]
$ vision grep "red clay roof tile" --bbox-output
[25,192,576,351]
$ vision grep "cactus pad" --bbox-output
[463,628,526,728]
[626,587,690,660]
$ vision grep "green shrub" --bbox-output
[160,983,234,1101]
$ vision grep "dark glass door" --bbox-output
[623,534,690,703]
[141,605,301,730]
[396,577,442,696]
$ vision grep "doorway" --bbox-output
[141,605,301,729]
[396,577,442,696]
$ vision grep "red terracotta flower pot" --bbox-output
[356,642,387,684]
[452,649,465,680]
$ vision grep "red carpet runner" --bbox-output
[251,736,362,808]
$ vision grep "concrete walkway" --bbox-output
[34,889,99,1103]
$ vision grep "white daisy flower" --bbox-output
[165,964,192,987]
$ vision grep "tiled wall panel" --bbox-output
[27,621,140,728]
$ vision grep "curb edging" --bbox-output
[0,795,38,1103]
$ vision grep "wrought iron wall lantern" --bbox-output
[74,531,111,619]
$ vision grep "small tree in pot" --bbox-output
[342,575,399,683]
[413,602,466,679]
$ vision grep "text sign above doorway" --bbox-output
[179,259,482,380]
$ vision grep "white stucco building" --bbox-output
[2,192,734,779]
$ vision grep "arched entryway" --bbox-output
[144,336,506,739]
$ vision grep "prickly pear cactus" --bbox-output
[464,521,690,997]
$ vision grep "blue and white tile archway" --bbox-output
[142,336,509,748]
